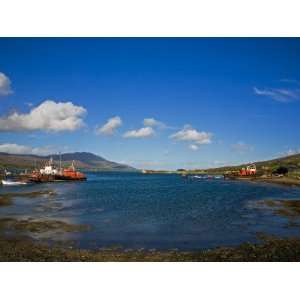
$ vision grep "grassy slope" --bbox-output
[202,153,300,174]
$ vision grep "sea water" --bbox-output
[1,172,300,250]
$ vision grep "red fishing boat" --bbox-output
[56,161,86,181]
[29,158,86,182]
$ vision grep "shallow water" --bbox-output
[1,172,300,250]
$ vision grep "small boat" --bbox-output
[192,175,208,179]
[191,174,224,180]
[1,179,28,186]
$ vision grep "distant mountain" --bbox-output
[0,151,136,172]
[50,152,107,164]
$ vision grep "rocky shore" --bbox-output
[235,176,300,187]
[0,234,300,261]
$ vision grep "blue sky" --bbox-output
[0,38,300,169]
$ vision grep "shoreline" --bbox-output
[234,176,300,187]
[141,171,300,188]
[1,234,300,261]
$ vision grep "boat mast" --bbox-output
[59,152,62,171]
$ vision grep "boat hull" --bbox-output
[29,174,86,183]
[2,180,28,186]
[54,175,86,181]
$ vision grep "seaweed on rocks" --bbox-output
[1,233,300,262]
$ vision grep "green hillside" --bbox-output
[202,153,300,176]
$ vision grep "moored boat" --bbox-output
[55,161,86,181]
[191,174,224,180]
[1,179,28,186]
[29,158,86,182]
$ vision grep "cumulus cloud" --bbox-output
[0,143,55,156]
[143,118,165,128]
[96,116,122,135]
[0,72,13,96]
[0,100,86,132]
[232,142,253,153]
[123,127,155,138]
[189,144,199,151]
[254,86,300,103]
[170,125,212,145]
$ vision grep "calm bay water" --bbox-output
[1,172,300,250]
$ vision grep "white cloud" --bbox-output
[212,160,228,167]
[189,144,199,151]
[25,102,34,107]
[279,79,300,85]
[163,149,170,156]
[0,143,55,156]
[170,125,212,145]
[123,127,155,138]
[254,86,300,103]
[0,100,86,132]
[143,118,165,128]
[122,159,171,169]
[0,72,13,96]
[232,142,253,153]
[281,148,300,156]
[96,116,122,135]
